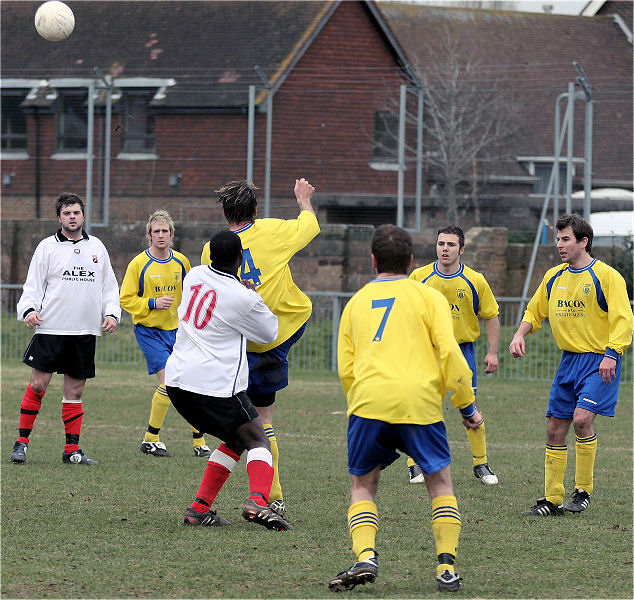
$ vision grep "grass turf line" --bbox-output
[1,361,632,598]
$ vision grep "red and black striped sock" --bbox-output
[17,384,45,444]
[62,399,84,453]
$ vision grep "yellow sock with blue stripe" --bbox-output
[145,385,170,442]
[464,419,487,466]
[575,434,597,494]
[545,444,567,505]
[348,501,378,562]
[263,424,282,502]
[431,495,461,576]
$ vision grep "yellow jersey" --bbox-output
[120,249,190,330]
[409,262,499,344]
[338,276,475,425]
[523,258,632,356]
[201,210,320,352]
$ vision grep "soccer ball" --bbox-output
[34,1,75,42]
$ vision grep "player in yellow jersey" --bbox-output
[201,178,320,517]
[329,225,482,593]
[120,210,210,458]
[510,214,632,516]
[408,225,500,485]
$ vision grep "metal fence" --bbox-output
[2,284,632,384]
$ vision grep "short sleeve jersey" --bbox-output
[120,249,190,330]
[522,258,632,357]
[409,262,499,344]
[337,277,475,425]
[201,211,320,352]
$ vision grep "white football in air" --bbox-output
[34,1,75,42]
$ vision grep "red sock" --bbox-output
[17,384,45,444]
[246,450,274,507]
[62,400,84,453]
[190,443,240,513]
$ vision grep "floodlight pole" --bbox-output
[255,65,273,218]
[574,61,593,219]
[397,84,406,228]
[85,80,95,234]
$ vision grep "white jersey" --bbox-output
[16,230,121,336]
[165,265,278,397]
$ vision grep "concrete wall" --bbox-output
[7,218,616,300]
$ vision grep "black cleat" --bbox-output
[62,449,98,465]
[242,498,292,531]
[184,506,230,526]
[10,441,28,464]
[436,569,462,592]
[564,488,591,513]
[522,497,565,516]
[193,444,211,458]
[328,556,378,592]
[140,440,172,457]
[268,498,286,516]
[408,463,425,484]
[473,462,498,485]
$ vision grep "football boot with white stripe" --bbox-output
[184,506,231,526]
[242,497,292,530]
[473,463,498,485]
[522,497,565,516]
[193,444,212,458]
[140,440,172,457]
[436,569,462,592]
[328,552,378,592]
[62,449,98,465]
[564,488,591,513]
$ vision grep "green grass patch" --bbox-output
[2,362,632,598]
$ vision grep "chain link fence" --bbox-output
[2,284,631,384]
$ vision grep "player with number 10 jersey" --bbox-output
[200,178,320,519]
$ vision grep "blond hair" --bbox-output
[146,210,175,246]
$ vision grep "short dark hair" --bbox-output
[371,225,412,274]
[556,213,593,254]
[216,181,258,224]
[437,225,465,248]
[55,192,84,218]
[208,230,243,270]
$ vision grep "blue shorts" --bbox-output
[459,341,477,392]
[347,415,451,476]
[134,325,176,375]
[247,323,306,395]
[547,351,622,419]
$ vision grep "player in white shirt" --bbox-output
[165,230,291,530]
[10,193,120,466]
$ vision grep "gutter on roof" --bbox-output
[609,13,633,45]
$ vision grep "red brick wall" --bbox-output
[1,1,411,223]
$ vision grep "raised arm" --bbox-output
[294,178,316,215]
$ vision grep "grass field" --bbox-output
[2,361,632,599]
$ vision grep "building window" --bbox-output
[120,91,155,153]
[373,111,397,160]
[57,91,87,150]
[533,162,568,196]
[1,92,28,150]
[326,206,396,226]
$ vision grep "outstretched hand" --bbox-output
[294,178,316,214]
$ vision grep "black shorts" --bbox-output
[166,387,259,442]
[22,334,96,379]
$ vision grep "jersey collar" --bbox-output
[433,262,464,279]
[55,228,88,244]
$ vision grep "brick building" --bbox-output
[1,0,632,289]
